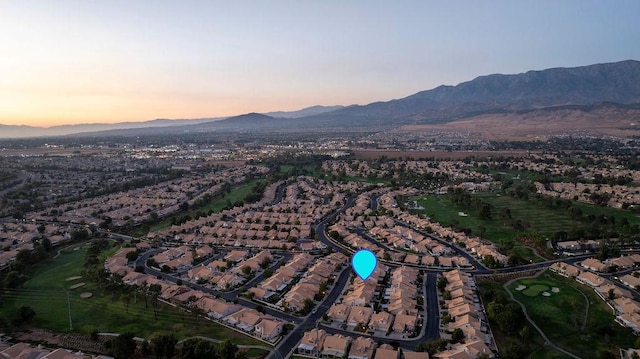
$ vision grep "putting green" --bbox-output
[523,284,550,297]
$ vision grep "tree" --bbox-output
[4,271,26,288]
[41,237,53,252]
[478,203,492,219]
[219,340,238,359]
[151,333,178,359]
[451,328,464,343]
[259,257,272,269]
[149,283,162,320]
[437,276,448,291]
[302,298,314,314]
[241,266,252,275]
[13,306,35,326]
[179,338,219,359]
[109,332,136,359]
[482,255,497,269]
[478,225,486,238]
[125,251,139,262]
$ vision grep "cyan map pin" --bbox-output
[352,249,377,280]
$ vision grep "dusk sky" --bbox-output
[1,1,639,127]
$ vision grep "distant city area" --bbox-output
[0,120,639,359]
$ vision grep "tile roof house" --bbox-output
[225,308,266,332]
[374,345,399,359]
[392,312,417,334]
[581,258,608,272]
[254,318,284,340]
[549,262,581,277]
[369,311,394,332]
[297,329,327,355]
[403,351,430,359]
[576,271,606,288]
[327,303,351,324]
[620,274,640,289]
[347,337,376,359]
[321,334,352,358]
[347,306,373,327]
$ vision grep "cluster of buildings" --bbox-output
[0,222,81,267]
[297,331,429,359]
[249,253,314,301]
[534,181,640,209]
[145,178,361,251]
[29,165,265,226]
[329,188,506,270]
[106,249,288,342]
[326,266,420,338]
[278,252,347,312]
[0,342,110,359]
[436,270,493,359]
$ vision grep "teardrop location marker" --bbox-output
[351,249,377,281]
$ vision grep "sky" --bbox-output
[1,1,639,127]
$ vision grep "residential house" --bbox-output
[348,337,376,359]
[347,306,373,328]
[369,311,394,332]
[297,329,327,355]
[254,319,284,340]
[321,335,352,358]
[374,345,399,359]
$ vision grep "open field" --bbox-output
[411,194,547,262]
[508,271,635,358]
[0,244,263,345]
[413,192,640,248]
[397,105,640,141]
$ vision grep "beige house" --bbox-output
[321,335,352,358]
[348,337,377,359]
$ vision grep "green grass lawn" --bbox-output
[412,194,546,262]
[529,347,573,359]
[413,192,639,260]
[521,284,550,297]
[508,271,635,357]
[0,244,263,345]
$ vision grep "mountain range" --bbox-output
[2,59,640,138]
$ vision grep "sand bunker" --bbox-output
[458,212,468,217]
[542,292,551,297]
[65,276,82,281]
[69,282,86,289]
[515,285,527,291]
[80,292,93,298]
[552,287,560,293]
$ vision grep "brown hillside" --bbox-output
[399,106,640,141]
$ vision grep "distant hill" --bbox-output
[0,117,223,139]
[396,102,640,141]
[264,105,345,118]
[3,59,640,138]
[307,59,640,127]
